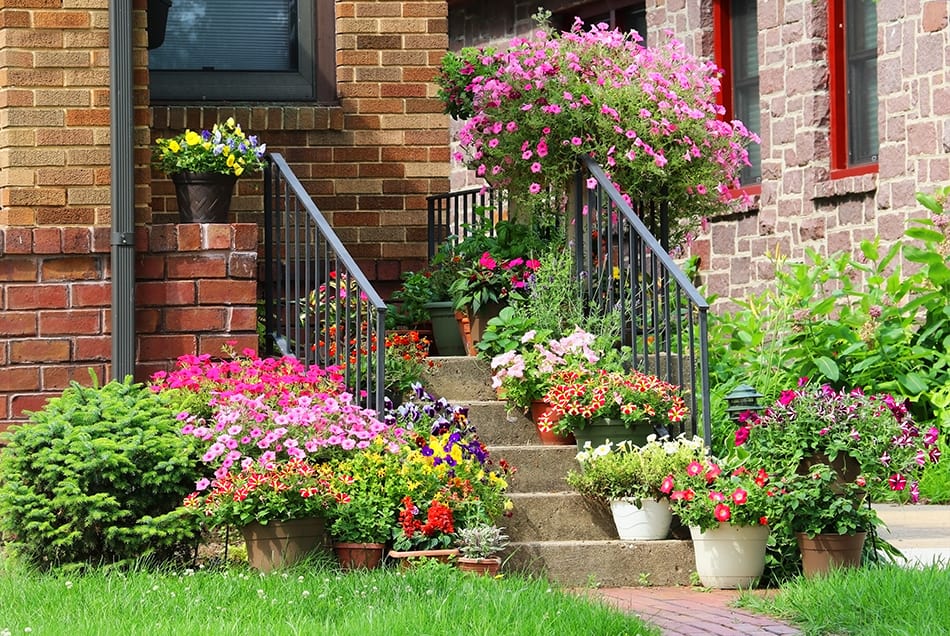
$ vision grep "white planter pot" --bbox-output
[609,497,672,541]
[689,523,769,589]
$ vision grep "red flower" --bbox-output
[714,503,731,522]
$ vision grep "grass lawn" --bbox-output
[737,563,950,636]
[0,557,660,636]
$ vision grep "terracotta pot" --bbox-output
[240,517,332,573]
[797,531,866,577]
[333,541,385,570]
[458,556,502,576]
[689,523,769,589]
[171,172,237,223]
[456,302,504,356]
[387,548,459,569]
[529,400,575,445]
[797,452,863,496]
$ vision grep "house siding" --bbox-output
[0,0,450,431]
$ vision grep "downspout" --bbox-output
[108,2,136,379]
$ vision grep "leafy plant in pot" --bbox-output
[152,118,266,223]
[456,523,509,575]
[566,434,707,540]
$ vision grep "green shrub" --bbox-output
[0,374,202,570]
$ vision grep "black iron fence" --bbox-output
[572,156,711,443]
[425,186,507,259]
[262,154,387,413]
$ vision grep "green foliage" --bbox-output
[776,466,879,537]
[0,375,202,570]
[388,270,437,328]
[474,305,539,361]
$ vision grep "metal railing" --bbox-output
[572,155,711,443]
[262,154,387,413]
[426,186,507,259]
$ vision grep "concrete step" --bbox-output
[424,356,495,402]
[506,492,617,542]
[503,539,696,587]
[490,444,579,493]
[467,401,540,446]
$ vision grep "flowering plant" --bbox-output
[734,382,942,502]
[776,464,880,537]
[384,330,433,399]
[183,458,332,527]
[449,250,541,314]
[440,18,758,233]
[665,459,778,531]
[152,118,266,177]
[566,434,706,506]
[540,369,688,437]
[490,326,617,411]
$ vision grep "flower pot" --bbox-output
[797,452,863,496]
[797,531,866,578]
[529,400,575,446]
[425,301,466,356]
[610,498,672,541]
[689,523,769,589]
[458,556,502,576]
[457,302,504,356]
[387,548,460,569]
[333,541,386,571]
[171,171,237,223]
[240,517,332,573]
[573,417,652,451]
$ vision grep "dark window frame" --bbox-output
[552,1,647,41]
[149,0,336,103]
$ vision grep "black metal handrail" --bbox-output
[425,186,506,259]
[573,155,711,443]
[262,154,387,413]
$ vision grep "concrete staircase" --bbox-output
[423,356,696,586]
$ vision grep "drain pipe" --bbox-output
[108,1,136,379]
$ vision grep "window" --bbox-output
[713,0,761,187]
[829,0,879,175]
[554,2,647,41]
[148,0,335,102]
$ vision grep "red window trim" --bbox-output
[713,1,759,200]
[828,0,878,178]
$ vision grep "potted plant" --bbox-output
[456,523,509,575]
[323,440,404,570]
[152,118,267,223]
[490,326,621,443]
[383,330,433,405]
[566,434,707,540]
[734,382,942,577]
[539,368,689,450]
[182,459,335,572]
[665,459,778,589]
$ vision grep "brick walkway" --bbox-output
[589,587,801,636]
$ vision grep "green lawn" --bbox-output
[0,558,659,636]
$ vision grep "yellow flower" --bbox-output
[183,130,201,146]
[225,116,236,128]
[226,154,236,168]
[168,140,180,152]
[234,164,245,176]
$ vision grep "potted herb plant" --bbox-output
[152,118,266,223]
[566,435,707,540]
[456,523,509,575]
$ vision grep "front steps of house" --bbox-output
[423,356,696,587]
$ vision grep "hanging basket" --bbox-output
[171,171,238,223]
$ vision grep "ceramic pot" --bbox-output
[610,497,672,541]
[689,523,769,589]
[458,557,502,576]
[797,531,866,577]
[333,541,386,570]
[171,171,237,223]
[240,517,331,573]
[573,417,651,451]
[529,400,575,446]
